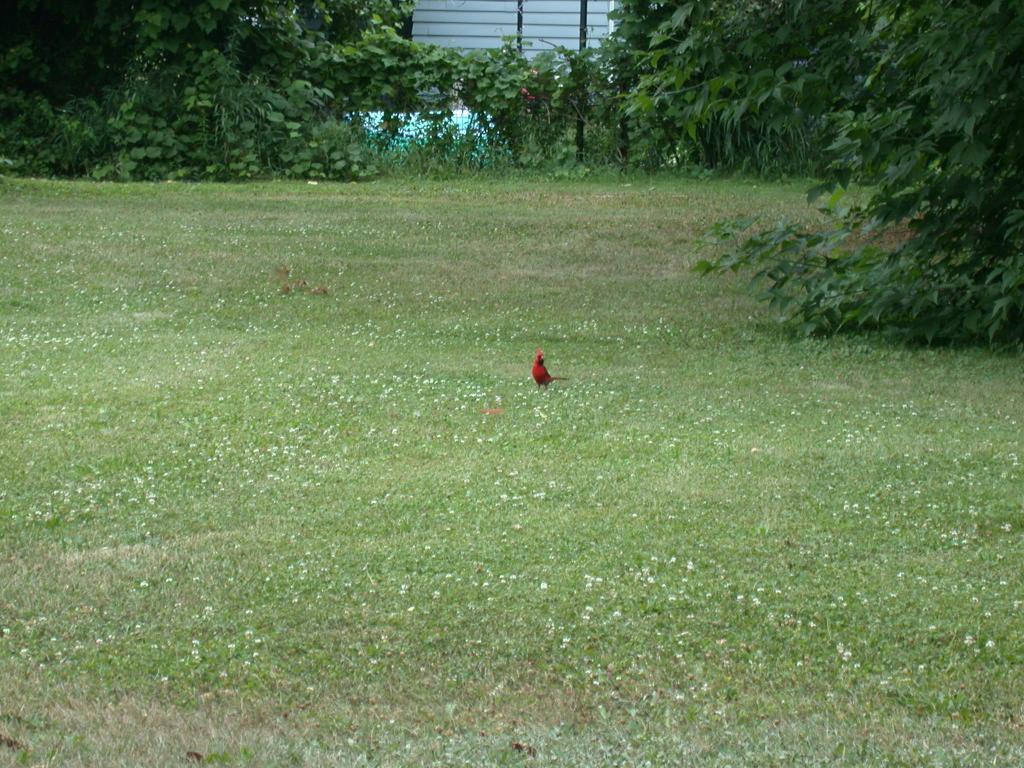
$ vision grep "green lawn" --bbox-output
[1,176,1022,766]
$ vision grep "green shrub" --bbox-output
[0,93,107,176]
[2,26,625,181]
[695,1,1024,346]
[616,0,868,175]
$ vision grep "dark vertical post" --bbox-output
[575,0,587,160]
[617,56,630,165]
[517,0,524,53]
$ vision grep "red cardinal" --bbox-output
[532,348,566,388]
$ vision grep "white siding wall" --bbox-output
[412,0,611,57]
[523,0,609,52]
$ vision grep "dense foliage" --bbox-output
[824,0,1024,343]
[615,0,871,175]
[681,0,1023,345]
[1,1,614,178]
[2,0,400,178]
